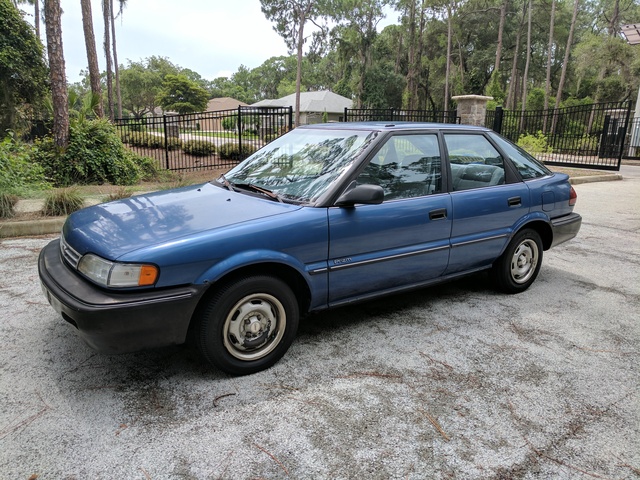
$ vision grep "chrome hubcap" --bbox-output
[223,293,286,361]
[510,239,539,284]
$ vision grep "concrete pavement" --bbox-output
[0,167,637,478]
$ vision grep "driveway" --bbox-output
[1,168,638,479]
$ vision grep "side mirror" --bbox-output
[335,183,384,207]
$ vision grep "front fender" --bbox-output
[195,249,329,311]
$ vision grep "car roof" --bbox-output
[299,121,491,132]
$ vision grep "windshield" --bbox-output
[223,128,378,203]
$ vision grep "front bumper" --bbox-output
[550,212,582,248]
[38,239,207,354]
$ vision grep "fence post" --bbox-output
[162,114,170,170]
[617,101,632,168]
[288,106,293,130]
[344,107,348,122]
[493,106,504,134]
[237,106,242,157]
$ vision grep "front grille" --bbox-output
[60,236,81,269]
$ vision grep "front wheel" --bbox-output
[195,276,299,375]
[492,229,543,294]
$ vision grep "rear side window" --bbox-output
[489,132,552,180]
[444,134,505,192]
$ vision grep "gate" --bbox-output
[487,101,633,171]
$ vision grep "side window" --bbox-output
[357,134,442,201]
[444,134,506,192]
[488,132,552,180]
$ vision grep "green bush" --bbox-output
[0,136,49,195]
[182,139,216,156]
[218,142,242,160]
[41,188,84,216]
[33,119,143,186]
[222,116,237,131]
[135,156,161,181]
[125,132,164,149]
[517,131,553,155]
[218,143,257,160]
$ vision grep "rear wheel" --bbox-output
[195,275,299,375]
[492,229,543,293]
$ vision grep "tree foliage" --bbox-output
[157,74,209,114]
[0,0,48,135]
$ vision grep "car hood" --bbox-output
[63,183,302,259]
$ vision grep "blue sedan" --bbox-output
[39,123,581,375]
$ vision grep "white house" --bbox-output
[252,90,353,125]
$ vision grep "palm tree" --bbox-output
[43,0,69,147]
[102,0,114,120]
[102,0,126,119]
[16,0,40,38]
[110,0,126,118]
[80,0,104,117]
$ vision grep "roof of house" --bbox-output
[207,97,248,111]
[252,90,353,113]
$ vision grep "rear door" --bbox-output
[443,133,530,274]
[327,133,452,305]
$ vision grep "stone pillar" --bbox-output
[452,95,493,126]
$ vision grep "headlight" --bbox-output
[78,254,158,288]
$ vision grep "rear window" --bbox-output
[489,132,552,180]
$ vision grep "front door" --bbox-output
[327,133,452,305]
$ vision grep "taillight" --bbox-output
[569,186,577,206]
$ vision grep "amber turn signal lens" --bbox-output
[139,265,159,286]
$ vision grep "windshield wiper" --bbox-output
[215,174,236,192]
[236,183,283,202]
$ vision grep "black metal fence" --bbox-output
[487,101,634,171]
[114,106,293,172]
[344,108,460,124]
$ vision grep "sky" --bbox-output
[26,0,291,83]
[22,0,396,85]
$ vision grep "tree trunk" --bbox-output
[80,0,104,117]
[294,5,305,127]
[34,0,40,38]
[102,0,114,120]
[544,0,556,112]
[110,0,122,118]
[493,0,507,75]
[44,0,69,147]
[444,0,453,111]
[554,0,578,109]
[506,1,526,109]
[406,0,418,110]
[521,0,532,114]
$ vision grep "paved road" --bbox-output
[0,168,638,479]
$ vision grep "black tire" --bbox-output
[492,229,543,294]
[195,275,299,375]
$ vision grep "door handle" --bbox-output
[508,196,521,207]
[429,208,447,220]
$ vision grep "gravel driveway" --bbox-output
[1,168,638,479]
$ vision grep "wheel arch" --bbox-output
[520,219,553,250]
[189,261,312,334]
